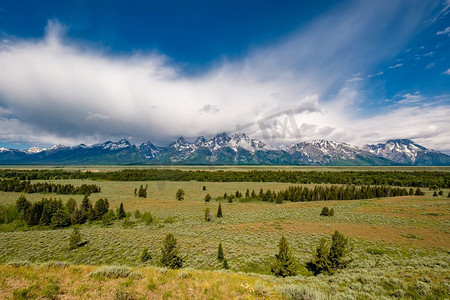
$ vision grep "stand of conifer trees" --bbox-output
[0,178,101,195]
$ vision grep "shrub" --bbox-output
[12,286,34,300]
[69,227,81,250]
[160,233,183,269]
[141,211,154,225]
[114,287,135,300]
[141,248,151,262]
[204,208,211,222]
[175,189,185,201]
[277,284,324,300]
[271,235,297,277]
[102,210,115,226]
[320,206,334,216]
[42,283,60,299]
[204,194,211,202]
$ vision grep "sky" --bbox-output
[0,0,449,153]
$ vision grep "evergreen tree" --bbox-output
[271,236,297,277]
[65,198,77,222]
[329,208,335,216]
[51,208,71,228]
[245,189,250,198]
[69,227,81,250]
[306,238,331,275]
[138,185,147,198]
[160,233,183,269]
[409,188,414,195]
[433,191,438,197]
[328,231,351,272]
[217,203,223,218]
[448,191,450,198]
[204,194,211,202]
[176,189,185,201]
[415,188,424,196]
[93,198,109,220]
[80,195,93,222]
[16,195,31,218]
[134,188,137,197]
[222,258,229,269]
[203,185,206,191]
[223,192,227,199]
[438,190,443,196]
[251,190,257,198]
[217,242,224,261]
[116,202,126,219]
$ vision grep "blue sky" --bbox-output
[0,0,449,152]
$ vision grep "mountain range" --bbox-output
[0,133,449,166]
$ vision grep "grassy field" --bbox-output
[0,175,449,299]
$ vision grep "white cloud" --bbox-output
[397,92,424,104]
[368,71,384,78]
[388,63,403,69]
[436,26,450,35]
[443,68,450,75]
[0,1,447,152]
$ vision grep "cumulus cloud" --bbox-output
[443,68,450,75]
[0,0,448,152]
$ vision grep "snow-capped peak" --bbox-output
[27,146,45,154]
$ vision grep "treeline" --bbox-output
[0,169,448,188]
[0,179,101,195]
[220,185,422,203]
[0,195,126,228]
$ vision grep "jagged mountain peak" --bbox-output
[0,134,448,165]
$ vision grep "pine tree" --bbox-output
[433,191,438,197]
[176,189,185,201]
[245,189,250,198]
[80,195,93,222]
[217,203,223,218]
[51,208,71,228]
[328,231,351,271]
[69,227,81,250]
[222,258,229,269]
[306,238,331,275]
[217,242,224,261]
[204,194,211,202]
[116,202,126,219]
[94,198,109,220]
[160,233,183,269]
[271,236,297,277]
[202,185,206,191]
